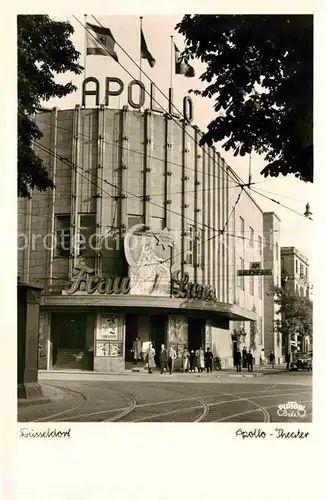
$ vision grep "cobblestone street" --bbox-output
[18,371,312,423]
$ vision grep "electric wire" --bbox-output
[35,115,287,195]
[75,14,246,190]
[87,15,313,224]
[32,140,280,248]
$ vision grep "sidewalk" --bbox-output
[38,365,287,382]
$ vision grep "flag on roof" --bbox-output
[141,29,156,68]
[86,22,119,62]
[174,43,195,77]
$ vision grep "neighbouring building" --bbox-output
[18,105,281,372]
[263,212,283,362]
[281,246,311,353]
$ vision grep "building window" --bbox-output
[300,287,304,297]
[55,215,70,257]
[250,275,254,296]
[239,257,244,290]
[258,235,262,257]
[276,242,279,261]
[240,217,244,240]
[186,225,199,266]
[249,227,254,248]
[258,276,263,299]
[127,214,144,229]
[300,263,304,278]
[258,317,263,345]
[150,216,164,232]
[78,214,96,268]
[296,259,298,273]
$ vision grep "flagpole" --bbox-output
[139,16,143,81]
[170,35,174,88]
[84,14,87,80]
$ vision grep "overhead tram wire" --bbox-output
[34,140,239,240]
[20,188,245,276]
[248,185,312,204]
[35,116,282,195]
[30,141,282,250]
[250,187,313,221]
[74,15,246,190]
[89,15,312,218]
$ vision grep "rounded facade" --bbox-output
[18,106,278,372]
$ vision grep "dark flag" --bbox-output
[141,29,156,68]
[174,43,195,77]
[86,22,119,62]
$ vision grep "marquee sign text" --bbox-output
[66,266,130,295]
[238,269,272,276]
[82,77,194,123]
[171,270,217,302]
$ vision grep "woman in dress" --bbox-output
[197,346,205,373]
[182,346,190,373]
[146,342,156,374]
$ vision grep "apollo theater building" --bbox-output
[17,77,282,373]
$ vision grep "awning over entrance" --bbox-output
[41,295,258,322]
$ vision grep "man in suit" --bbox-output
[235,348,242,372]
[168,346,177,374]
[247,350,253,372]
[160,344,168,374]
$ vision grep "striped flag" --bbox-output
[86,22,119,62]
[141,29,156,68]
[174,43,195,77]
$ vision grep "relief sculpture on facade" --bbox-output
[124,224,173,297]
[168,316,187,343]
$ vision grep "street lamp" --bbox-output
[304,203,312,218]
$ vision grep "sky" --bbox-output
[45,14,314,263]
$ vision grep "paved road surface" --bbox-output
[18,371,312,423]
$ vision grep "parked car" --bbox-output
[290,353,312,371]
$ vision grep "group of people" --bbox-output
[234,347,276,372]
[131,337,214,374]
[234,347,254,372]
[181,346,214,373]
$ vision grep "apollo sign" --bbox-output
[82,77,194,122]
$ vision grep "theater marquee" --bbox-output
[81,77,194,122]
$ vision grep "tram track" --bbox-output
[53,386,306,422]
[26,382,312,423]
[33,384,86,422]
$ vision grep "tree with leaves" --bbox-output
[176,15,313,182]
[273,286,313,354]
[18,15,83,198]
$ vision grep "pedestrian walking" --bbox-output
[235,348,242,372]
[247,350,253,372]
[132,336,142,365]
[146,343,156,374]
[196,346,205,373]
[160,344,168,374]
[182,346,190,372]
[204,347,213,373]
[269,351,275,369]
[189,350,196,372]
[242,347,248,369]
[286,353,291,370]
[168,346,177,374]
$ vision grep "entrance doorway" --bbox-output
[150,315,167,367]
[125,314,139,363]
[124,314,167,369]
[51,313,87,370]
[188,318,205,351]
